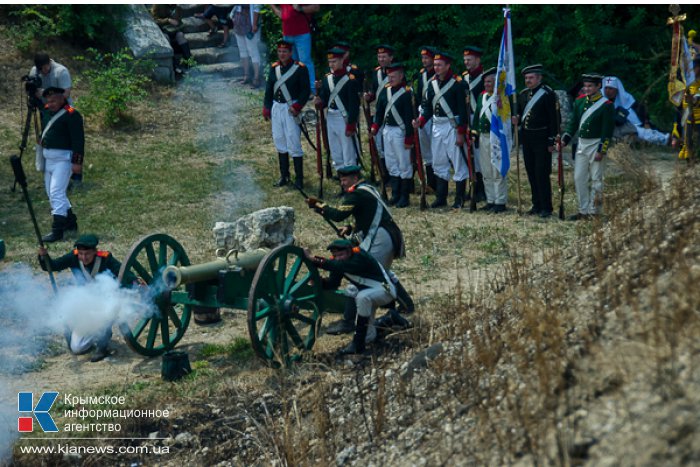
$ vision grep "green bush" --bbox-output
[75,48,155,127]
[3,5,127,50]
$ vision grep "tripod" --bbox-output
[12,93,41,192]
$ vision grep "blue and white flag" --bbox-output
[490,7,516,177]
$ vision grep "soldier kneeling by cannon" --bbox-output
[305,239,396,356]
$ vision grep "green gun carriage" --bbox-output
[116,233,347,368]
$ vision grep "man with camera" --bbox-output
[28,52,72,104]
[38,87,84,242]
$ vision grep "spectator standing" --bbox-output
[231,4,262,87]
[269,4,320,92]
[29,52,72,105]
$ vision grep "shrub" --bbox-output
[75,48,155,127]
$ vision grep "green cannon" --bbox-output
[117,233,347,367]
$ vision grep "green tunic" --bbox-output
[319,71,360,125]
[413,67,435,113]
[39,250,136,285]
[317,181,394,238]
[263,60,311,111]
[473,91,493,135]
[373,84,415,138]
[317,248,388,289]
[40,105,84,155]
[564,93,615,152]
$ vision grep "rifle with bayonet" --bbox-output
[362,91,387,200]
[463,92,477,212]
[556,98,565,220]
[315,107,324,198]
[315,80,333,179]
[410,92,427,210]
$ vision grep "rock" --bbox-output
[401,343,444,380]
[148,431,160,439]
[335,445,356,466]
[63,452,81,464]
[213,207,295,252]
[175,431,196,447]
[122,5,174,82]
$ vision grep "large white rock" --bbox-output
[213,207,295,252]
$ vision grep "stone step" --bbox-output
[191,45,240,65]
[178,4,206,17]
[182,16,210,34]
[192,62,244,78]
[185,31,226,49]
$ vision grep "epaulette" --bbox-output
[349,74,356,80]
[351,64,359,70]
[374,65,382,71]
[461,70,468,77]
[97,250,110,258]
[420,67,425,73]
[297,61,306,67]
[481,90,488,95]
[454,75,463,82]
[272,61,280,67]
[604,99,613,105]
[64,104,75,114]
[384,83,391,88]
[325,71,333,77]
[405,85,412,91]
[519,88,529,95]
[576,95,587,100]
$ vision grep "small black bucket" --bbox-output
[161,350,192,381]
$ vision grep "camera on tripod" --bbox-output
[21,74,43,108]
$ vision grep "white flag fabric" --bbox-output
[490,7,516,177]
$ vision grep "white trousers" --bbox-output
[418,117,433,165]
[431,118,468,182]
[234,30,261,64]
[365,227,394,270]
[574,137,605,215]
[479,134,508,204]
[382,125,412,179]
[627,108,669,145]
[271,101,303,158]
[355,286,394,318]
[327,109,357,170]
[43,149,72,216]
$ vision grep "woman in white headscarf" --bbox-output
[603,76,670,145]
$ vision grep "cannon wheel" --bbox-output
[118,233,191,357]
[247,245,323,368]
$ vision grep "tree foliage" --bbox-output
[262,4,700,128]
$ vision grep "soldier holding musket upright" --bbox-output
[462,46,487,202]
[263,39,311,189]
[414,46,438,191]
[413,51,469,209]
[315,48,360,174]
[364,44,395,179]
[371,62,415,208]
[332,40,365,95]
[513,64,559,218]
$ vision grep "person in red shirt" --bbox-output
[269,4,319,93]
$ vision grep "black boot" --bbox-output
[388,176,401,205]
[326,299,356,335]
[42,215,67,243]
[180,42,192,62]
[430,178,448,208]
[274,153,290,187]
[452,180,467,209]
[375,308,410,332]
[65,209,78,232]
[395,178,410,208]
[425,165,437,192]
[293,157,304,189]
[475,172,487,202]
[340,315,369,355]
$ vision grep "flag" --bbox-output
[490,7,516,177]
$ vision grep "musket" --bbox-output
[316,80,333,178]
[315,107,324,198]
[411,93,427,210]
[513,95,522,215]
[463,92,477,212]
[361,80,377,184]
[10,155,57,293]
[556,99,565,220]
[299,118,317,152]
[291,183,344,237]
[362,105,387,200]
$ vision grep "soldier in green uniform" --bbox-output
[38,87,84,242]
[263,39,311,188]
[513,64,559,218]
[414,46,438,191]
[38,234,136,362]
[305,239,396,355]
[315,48,360,173]
[413,51,469,209]
[306,165,413,337]
[473,68,509,212]
[462,46,487,203]
[332,40,365,95]
[560,73,615,219]
[364,44,395,181]
[371,62,415,208]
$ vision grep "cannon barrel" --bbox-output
[163,248,268,289]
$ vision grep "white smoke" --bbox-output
[0,263,160,462]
